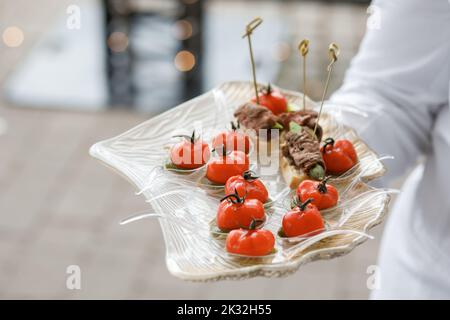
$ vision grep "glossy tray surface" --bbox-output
[90,81,389,281]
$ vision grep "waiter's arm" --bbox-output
[330,0,450,183]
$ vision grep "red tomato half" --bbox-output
[282,198,324,238]
[225,170,269,203]
[216,191,265,231]
[252,83,287,115]
[321,138,358,175]
[297,179,338,210]
[212,122,250,154]
[170,131,210,169]
[206,150,249,184]
[226,228,275,256]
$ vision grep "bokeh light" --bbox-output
[2,26,24,48]
[174,50,196,72]
[172,19,193,41]
[107,31,129,53]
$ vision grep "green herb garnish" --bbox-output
[289,121,302,133]
[272,122,284,130]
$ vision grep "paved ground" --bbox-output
[0,0,386,299]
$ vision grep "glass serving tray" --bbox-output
[89,81,390,281]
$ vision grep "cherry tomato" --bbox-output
[170,130,210,169]
[321,137,358,175]
[206,148,249,184]
[225,170,269,204]
[217,190,265,231]
[212,122,250,154]
[226,224,275,257]
[296,178,338,210]
[282,198,325,238]
[252,83,287,115]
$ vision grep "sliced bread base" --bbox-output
[279,155,308,189]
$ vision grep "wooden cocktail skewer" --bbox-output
[314,43,339,138]
[298,39,309,110]
[242,17,263,105]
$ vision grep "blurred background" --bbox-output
[0,0,382,299]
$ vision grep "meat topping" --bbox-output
[234,102,278,131]
[281,129,325,173]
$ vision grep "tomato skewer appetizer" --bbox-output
[170,130,210,170]
[252,83,287,115]
[296,177,338,210]
[321,137,358,175]
[281,198,325,238]
[225,170,269,204]
[226,219,275,257]
[212,121,251,154]
[216,189,265,231]
[206,145,249,184]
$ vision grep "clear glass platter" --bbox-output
[89,81,391,281]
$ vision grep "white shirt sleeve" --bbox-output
[330,0,450,183]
